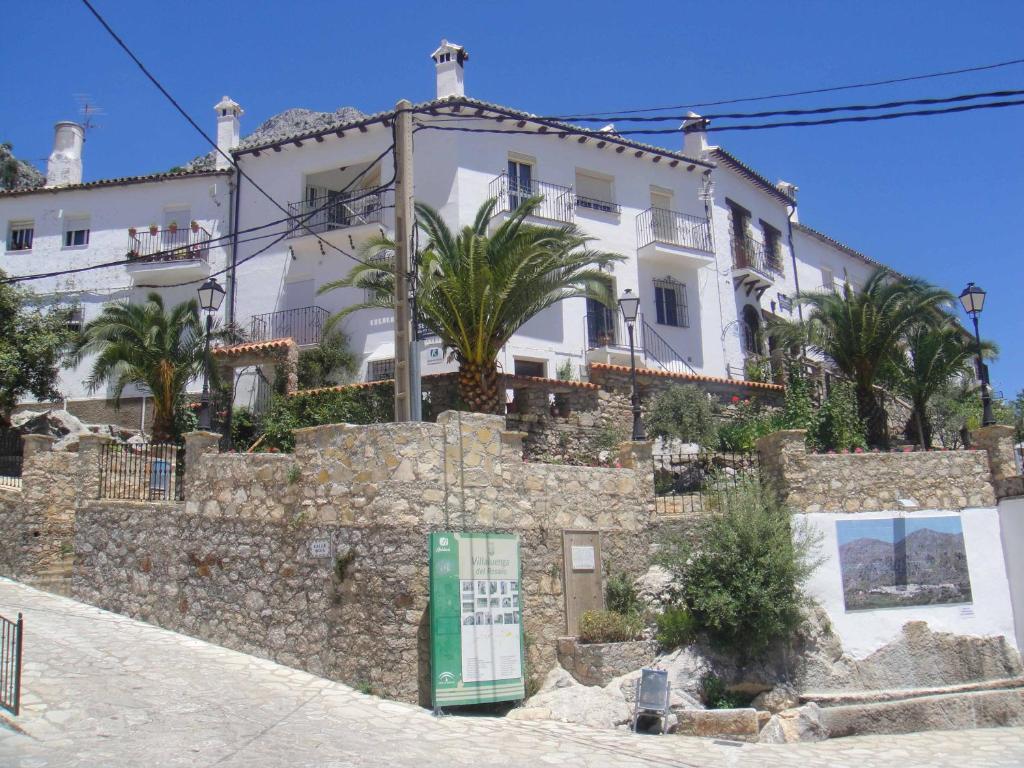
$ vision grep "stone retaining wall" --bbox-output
[71,411,655,704]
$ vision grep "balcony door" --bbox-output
[650,188,675,242]
[586,297,617,348]
[163,207,190,252]
[279,279,316,343]
[508,159,533,210]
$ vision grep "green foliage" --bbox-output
[555,358,575,381]
[605,572,642,616]
[287,464,302,485]
[259,383,394,451]
[646,384,717,447]
[229,407,259,449]
[0,274,73,421]
[700,673,748,709]
[296,330,358,390]
[656,474,821,657]
[716,398,784,453]
[781,362,816,432]
[655,606,696,649]
[577,610,644,644]
[319,197,624,412]
[810,380,867,452]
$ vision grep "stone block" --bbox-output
[673,708,761,741]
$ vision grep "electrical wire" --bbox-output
[549,55,1024,118]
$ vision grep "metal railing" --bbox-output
[489,173,575,223]
[286,189,390,238]
[248,305,330,346]
[576,195,621,214]
[584,312,696,375]
[0,612,23,716]
[653,450,759,515]
[731,235,783,279]
[128,225,211,263]
[637,207,713,252]
[98,442,184,501]
[0,430,22,489]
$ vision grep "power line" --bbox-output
[78,0,383,271]
[414,98,1024,137]
[550,55,1024,118]
[529,87,1024,123]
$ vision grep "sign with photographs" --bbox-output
[429,532,525,707]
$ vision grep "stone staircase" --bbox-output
[25,555,74,597]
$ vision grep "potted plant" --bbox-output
[128,226,137,237]
[148,223,158,236]
[168,221,178,234]
[190,220,200,233]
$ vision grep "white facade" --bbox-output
[0,43,913,412]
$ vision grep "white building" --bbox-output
[0,41,909,425]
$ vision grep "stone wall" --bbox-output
[13,396,153,432]
[757,430,996,513]
[71,411,655,704]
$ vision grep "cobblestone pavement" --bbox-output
[1,578,1022,768]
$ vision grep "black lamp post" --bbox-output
[618,288,645,441]
[958,282,995,427]
[196,277,226,431]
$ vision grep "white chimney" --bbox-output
[776,180,799,220]
[682,112,709,158]
[214,95,243,170]
[45,121,84,187]
[431,39,468,99]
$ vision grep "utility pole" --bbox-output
[393,99,415,422]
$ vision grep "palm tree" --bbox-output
[69,293,206,442]
[893,317,996,449]
[320,196,623,413]
[792,269,953,447]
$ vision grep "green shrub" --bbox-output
[655,606,696,649]
[260,383,394,451]
[230,407,259,450]
[296,330,359,390]
[577,610,644,644]
[646,384,717,447]
[605,572,642,616]
[811,379,867,452]
[716,398,783,453]
[700,673,747,709]
[656,474,821,657]
[781,361,816,432]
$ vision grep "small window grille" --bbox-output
[653,277,689,328]
[368,358,395,382]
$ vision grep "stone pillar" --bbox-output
[500,429,527,460]
[972,425,1019,482]
[21,434,56,459]
[77,433,113,501]
[756,429,808,503]
[616,440,653,470]
[183,431,221,500]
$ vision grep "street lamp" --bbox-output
[958,282,995,427]
[617,288,645,441]
[196,277,226,431]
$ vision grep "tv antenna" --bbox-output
[74,94,105,138]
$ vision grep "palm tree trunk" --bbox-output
[857,385,888,448]
[151,401,176,444]
[457,360,504,415]
[913,402,928,451]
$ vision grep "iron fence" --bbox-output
[488,172,575,223]
[0,612,23,716]
[637,207,713,252]
[0,430,22,489]
[731,235,784,279]
[128,225,211,262]
[98,442,184,501]
[248,305,329,346]
[286,189,390,238]
[653,450,759,515]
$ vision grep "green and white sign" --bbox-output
[429,531,525,707]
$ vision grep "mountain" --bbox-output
[0,142,45,191]
[839,527,969,593]
[184,106,365,171]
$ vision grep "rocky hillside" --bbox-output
[185,106,364,171]
[0,142,45,190]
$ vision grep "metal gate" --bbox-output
[0,612,23,716]
[562,530,604,636]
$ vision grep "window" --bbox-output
[507,158,533,209]
[65,306,84,333]
[653,277,689,328]
[727,200,751,266]
[6,221,33,251]
[821,267,836,293]
[575,170,618,213]
[367,358,395,382]
[586,296,617,347]
[63,216,90,248]
[761,220,783,271]
[514,359,546,378]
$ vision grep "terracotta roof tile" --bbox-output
[589,362,785,391]
[0,169,231,198]
[212,338,296,357]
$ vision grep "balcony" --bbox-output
[125,225,211,285]
[248,305,329,347]
[731,235,783,291]
[488,172,575,224]
[584,311,695,375]
[636,208,713,266]
[286,189,392,256]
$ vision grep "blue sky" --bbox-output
[2,0,1022,395]
[836,516,964,546]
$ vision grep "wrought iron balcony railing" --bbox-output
[127,225,211,263]
[575,195,621,215]
[731,235,784,279]
[248,305,330,347]
[488,172,575,224]
[637,207,713,253]
[584,311,696,374]
[287,189,390,239]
